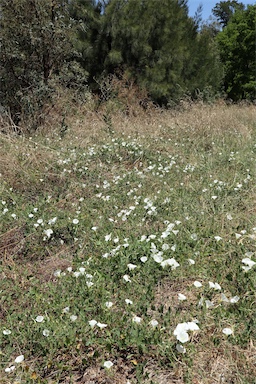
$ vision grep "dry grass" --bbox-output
[0,98,256,384]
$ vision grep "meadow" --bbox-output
[0,100,255,383]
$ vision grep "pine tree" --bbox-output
[73,0,223,104]
[69,0,109,85]
[212,0,245,28]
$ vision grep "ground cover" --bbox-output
[0,102,255,383]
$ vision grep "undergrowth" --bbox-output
[0,101,255,384]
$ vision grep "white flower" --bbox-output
[140,256,148,263]
[161,258,180,269]
[190,233,198,240]
[176,344,186,353]
[54,269,62,277]
[88,320,97,328]
[105,233,112,242]
[103,361,113,369]
[14,355,24,364]
[150,319,159,328]
[48,217,57,225]
[230,296,240,304]
[3,329,11,335]
[91,226,98,231]
[5,365,15,373]
[221,293,230,302]
[209,282,221,290]
[132,316,142,324]
[198,297,204,307]
[161,230,170,238]
[73,219,79,224]
[178,293,187,301]
[70,315,78,322]
[173,324,188,343]
[127,263,137,270]
[214,236,222,242]
[43,329,50,337]
[105,301,113,308]
[79,267,86,274]
[43,228,53,239]
[188,258,195,265]
[174,322,199,343]
[242,257,256,271]
[226,214,233,220]
[186,321,200,331]
[125,299,133,305]
[205,300,214,308]
[214,283,221,290]
[123,274,131,282]
[97,322,107,329]
[174,329,189,343]
[152,253,163,263]
[35,315,44,323]
[222,328,233,335]
[193,281,202,288]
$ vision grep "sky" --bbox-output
[187,0,256,20]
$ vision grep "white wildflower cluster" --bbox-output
[150,241,180,269]
[53,265,94,287]
[242,252,256,272]
[174,320,200,346]
[5,354,24,373]
[144,197,157,216]
[89,320,107,329]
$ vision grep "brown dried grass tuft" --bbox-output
[152,277,200,317]
[0,226,26,259]
[52,100,256,158]
[143,360,185,384]
[36,252,73,283]
[191,340,256,383]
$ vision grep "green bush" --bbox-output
[0,0,76,130]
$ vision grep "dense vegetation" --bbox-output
[0,0,255,130]
[0,1,256,383]
[1,101,256,384]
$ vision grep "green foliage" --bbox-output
[212,0,245,27]
[0,0,76,129]
[217,5,256,101]
[181,23,224,102]
[69,0,108,85]
[72,0,223,105]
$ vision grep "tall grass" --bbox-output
[0,101,255,383]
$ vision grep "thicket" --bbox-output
[0,0,255,131]
[217,4,256,101]
[0,0,77,129]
